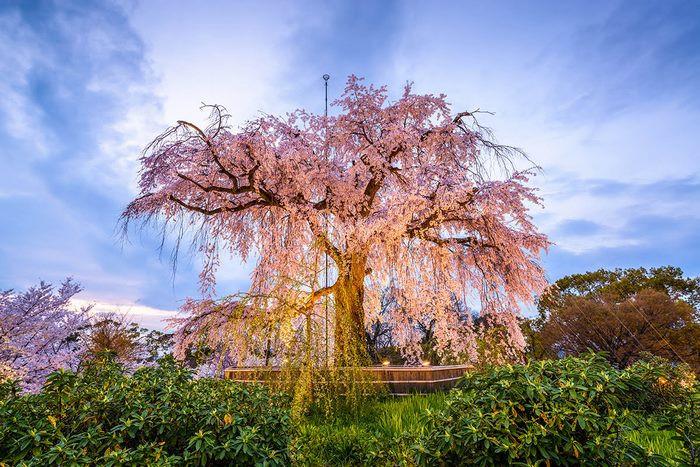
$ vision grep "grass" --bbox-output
[300,392,447,434]
[365,393,447,438]
[292,394,446,465]
[627,425,684,461]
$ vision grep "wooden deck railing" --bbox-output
[223,364,471,395]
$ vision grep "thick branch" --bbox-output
[176,173,241,194]
[318,234,342,267]
[168,195,269,215]
[422,235,495,249]
[303,282,337,312]
[404,188,479,237]
[359,145,404,216]
[307,220,343,266]
[168,195,230,215]
[177,120,238,183]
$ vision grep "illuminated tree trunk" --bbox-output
[333,252,369,366]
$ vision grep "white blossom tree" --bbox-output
[0,279,90,391]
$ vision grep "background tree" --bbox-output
[531,267,700,372]
[0,279,90,391]
[365,291,397,364]
[81,313,172,367]
[123,76,548,366]
[538,266,700,318]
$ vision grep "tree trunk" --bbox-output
[333,253,369,366]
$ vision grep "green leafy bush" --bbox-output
[621,354,699,464]
[0,355,291,465]
[1,353,693,466]
[415,354,664,466]
[622,352,697,414]
[658,385,700,466]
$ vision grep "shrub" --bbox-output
[621,352,697,414]
[659,388,700,466]
[415,354,664,466]
[0,355,291,465]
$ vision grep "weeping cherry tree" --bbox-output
[122,76,549,368]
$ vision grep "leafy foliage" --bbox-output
[546,289,698,370]
[538,266,700,314]
[2,353,694,466]
[291,424,382,466]
[659,391,700,466]
[622,353,697,413]
[0,355,291,465]
[291,363,693,466]
[291,394,446,466]
[81,313,173,368]
[530,266,700,371]
[415,354,673,466]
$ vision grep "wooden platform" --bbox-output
[223,364,470,395]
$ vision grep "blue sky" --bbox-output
[1,0,699,329]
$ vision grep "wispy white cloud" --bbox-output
[72,298,177,331]
[0,2,198,328]
[382,1,700,263]
[0,11,52,155]
[0,3,162,199]
[128,0,303,128]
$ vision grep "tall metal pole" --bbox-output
[323,74,330,363]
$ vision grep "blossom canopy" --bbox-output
[123,76,549,363]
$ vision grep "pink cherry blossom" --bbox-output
[124,76,549,366]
